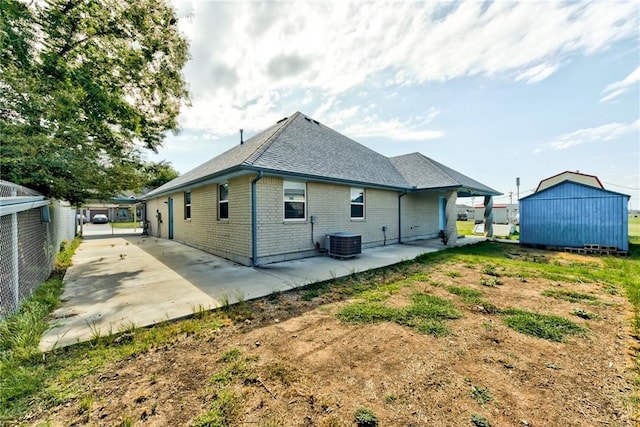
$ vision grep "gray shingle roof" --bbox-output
[390,153,500,196]
[143,112,499,199]
[143,118,290,198]
[248,112,409,188]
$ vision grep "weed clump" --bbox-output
[571,309,599,320]
[479,277,503,287]
[470,385,492,405]
[481,265,500,277]
[354,406,378,426]
[471,413,491,427]
[542,289,599,304]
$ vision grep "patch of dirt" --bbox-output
[28,248,636,426]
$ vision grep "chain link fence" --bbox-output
[0,180,76,318]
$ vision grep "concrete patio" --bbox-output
[40,233,485,351]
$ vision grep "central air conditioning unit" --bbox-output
[326,232,361,259]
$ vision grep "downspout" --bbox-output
[398,190,408,244]
[251,171,264,267]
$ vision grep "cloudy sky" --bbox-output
[148,0,640,209]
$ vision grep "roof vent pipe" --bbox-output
[240,129,244,145]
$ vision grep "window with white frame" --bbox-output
[184,191,192,219]
[284,181,306,220]
[218,183,228,220]
[350,187,365,219]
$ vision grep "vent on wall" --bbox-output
[326,232,361,259]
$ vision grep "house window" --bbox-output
[184,192,191,220]
[118,208,129,220]
[219,183,228,220]
[350,187,365,219]
[284,181,306,220]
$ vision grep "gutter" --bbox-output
[398,190,408,244]
[251,171,264,267]
[142,165,412,201]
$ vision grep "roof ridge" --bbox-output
[389,152,419,159]
[410,153,457,183]
[243,112,302,165]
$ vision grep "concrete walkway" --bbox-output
[40,234,485,350]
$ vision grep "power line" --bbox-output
[602,181,640,191]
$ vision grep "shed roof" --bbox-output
[143,112,499,199]
[521,180,630,200]
[535,171,603,192]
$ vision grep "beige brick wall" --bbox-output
[145,176,449,266]
[254,178,401,263]
[400,192,441,240]
[144,176,253,265]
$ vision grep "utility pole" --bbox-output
[508,191,513,223]
[516,177,520,201]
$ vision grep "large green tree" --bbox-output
[142,160,179,190]
[0,0,189,205]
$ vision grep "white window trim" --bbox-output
[350,187,365,220]
[283,180,306,221]
[218,183,229,220]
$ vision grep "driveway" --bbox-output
[40,234,485,350]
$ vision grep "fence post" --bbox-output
[10,188,19,311]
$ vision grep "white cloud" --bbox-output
[515,63,559,84]
[600,66,640,102]
[539,119,640,151]
[342,114,444,142]
[169,0,639,140]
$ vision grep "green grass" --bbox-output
[416,242,638,317]
[192,389,240,427]
[630,215,640,244]
[445,286,500,314]
[501,309,586,342]
[2,239,639,423]
[456,221,475,236]
[211,349,258,385]
[337,292,461,336]
[0,234,227,422]
[446,286,482,303]
[193,349,263,426]
[542,289,599,304]
[301,281,330,300]
[481,265,500,277]
[110,221,140,228]
[0,237,81,419]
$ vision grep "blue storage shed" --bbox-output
[520,180,629,251]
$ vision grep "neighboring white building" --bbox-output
[471,203,519,224]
